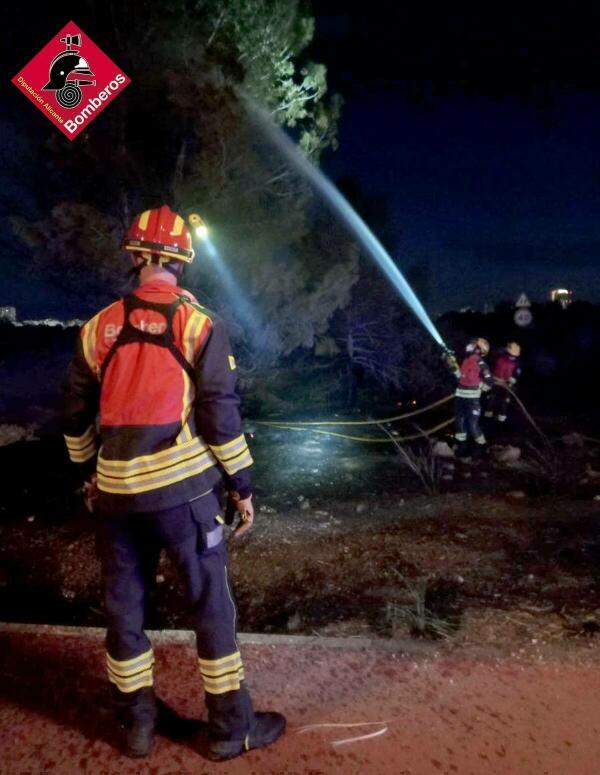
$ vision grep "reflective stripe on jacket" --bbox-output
[454,354,493,399]
[63,279,252,513]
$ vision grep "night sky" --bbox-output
[3,6,600,315]
[311,5,600,312]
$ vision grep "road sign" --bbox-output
[515,293,531,308]
[514,308,533,327]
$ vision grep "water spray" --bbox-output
[244,100,449,353]
[188,213,260,331]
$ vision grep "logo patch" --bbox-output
[11,21,130,140]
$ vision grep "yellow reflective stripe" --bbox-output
[81,315,100,375]
[215,515,225,525]
[64,425,96,450]
[202,672,242,688]
[177,315,195,445]
[176,418,193,445]
[97,436,207,475]
[201,674,242,694]
[106,648,154,672]
[108,670,154,693]
[221,449,253,475]
[198,655,243,677]
[183,309,209,363]
[97,454,217,495]
[170,214,184,236]
[209,434,246,457]
[67,444,97,463]
[106,649,154,693]
[198,651,242,669]
[138,210,151,231]
[228,355,236,370]
[98,446,214,485]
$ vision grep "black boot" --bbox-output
[123,719,155,758]
[113,685,158,758]
[206,711,287,762]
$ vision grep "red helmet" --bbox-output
[124,205,194,263]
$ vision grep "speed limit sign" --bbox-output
[514,308,533,327]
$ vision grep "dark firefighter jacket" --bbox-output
[453,353,494,399]
[62,279,253,513]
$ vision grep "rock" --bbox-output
[495,445,521,464]
[297,495,305,502]
[442,474,453,481]
[315,510,329,517]
[563,432,585,447]
[507,490,527,500]
[155,574,165,584]
[355,503,367,514]
[432,441,455,459]
[300,499,310,510]
[585,464,600,480]
[259,504,277,514]
[26,515,35,523]
[594,495,600,502]
[0,424,38,448]
[286,612,302,632]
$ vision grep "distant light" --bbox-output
[550,288,573,309]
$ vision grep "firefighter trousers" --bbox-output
[97,489,254,741]
[455,396,486,448]
[484,387,512,422]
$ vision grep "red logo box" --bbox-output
[11,21,131,141]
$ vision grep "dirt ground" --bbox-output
[1,429,600,660]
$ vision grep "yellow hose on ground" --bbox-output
[254,394,453,428]
[261,417,455,444]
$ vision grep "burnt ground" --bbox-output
[1,425,600,659]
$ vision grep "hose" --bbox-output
[253,394,453,428]
[261,417,455,444]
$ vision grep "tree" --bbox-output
[9,0,349,347]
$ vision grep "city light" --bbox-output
[550,288,573,309]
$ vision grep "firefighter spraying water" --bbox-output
[445,338,494,457]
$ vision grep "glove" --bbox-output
[442,350,459,372]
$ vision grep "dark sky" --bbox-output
[4,6,600,316]
[310,4,600,312]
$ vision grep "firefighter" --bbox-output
[484,341,522,423]
[63,205,285,760]
[446,338,494,457]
